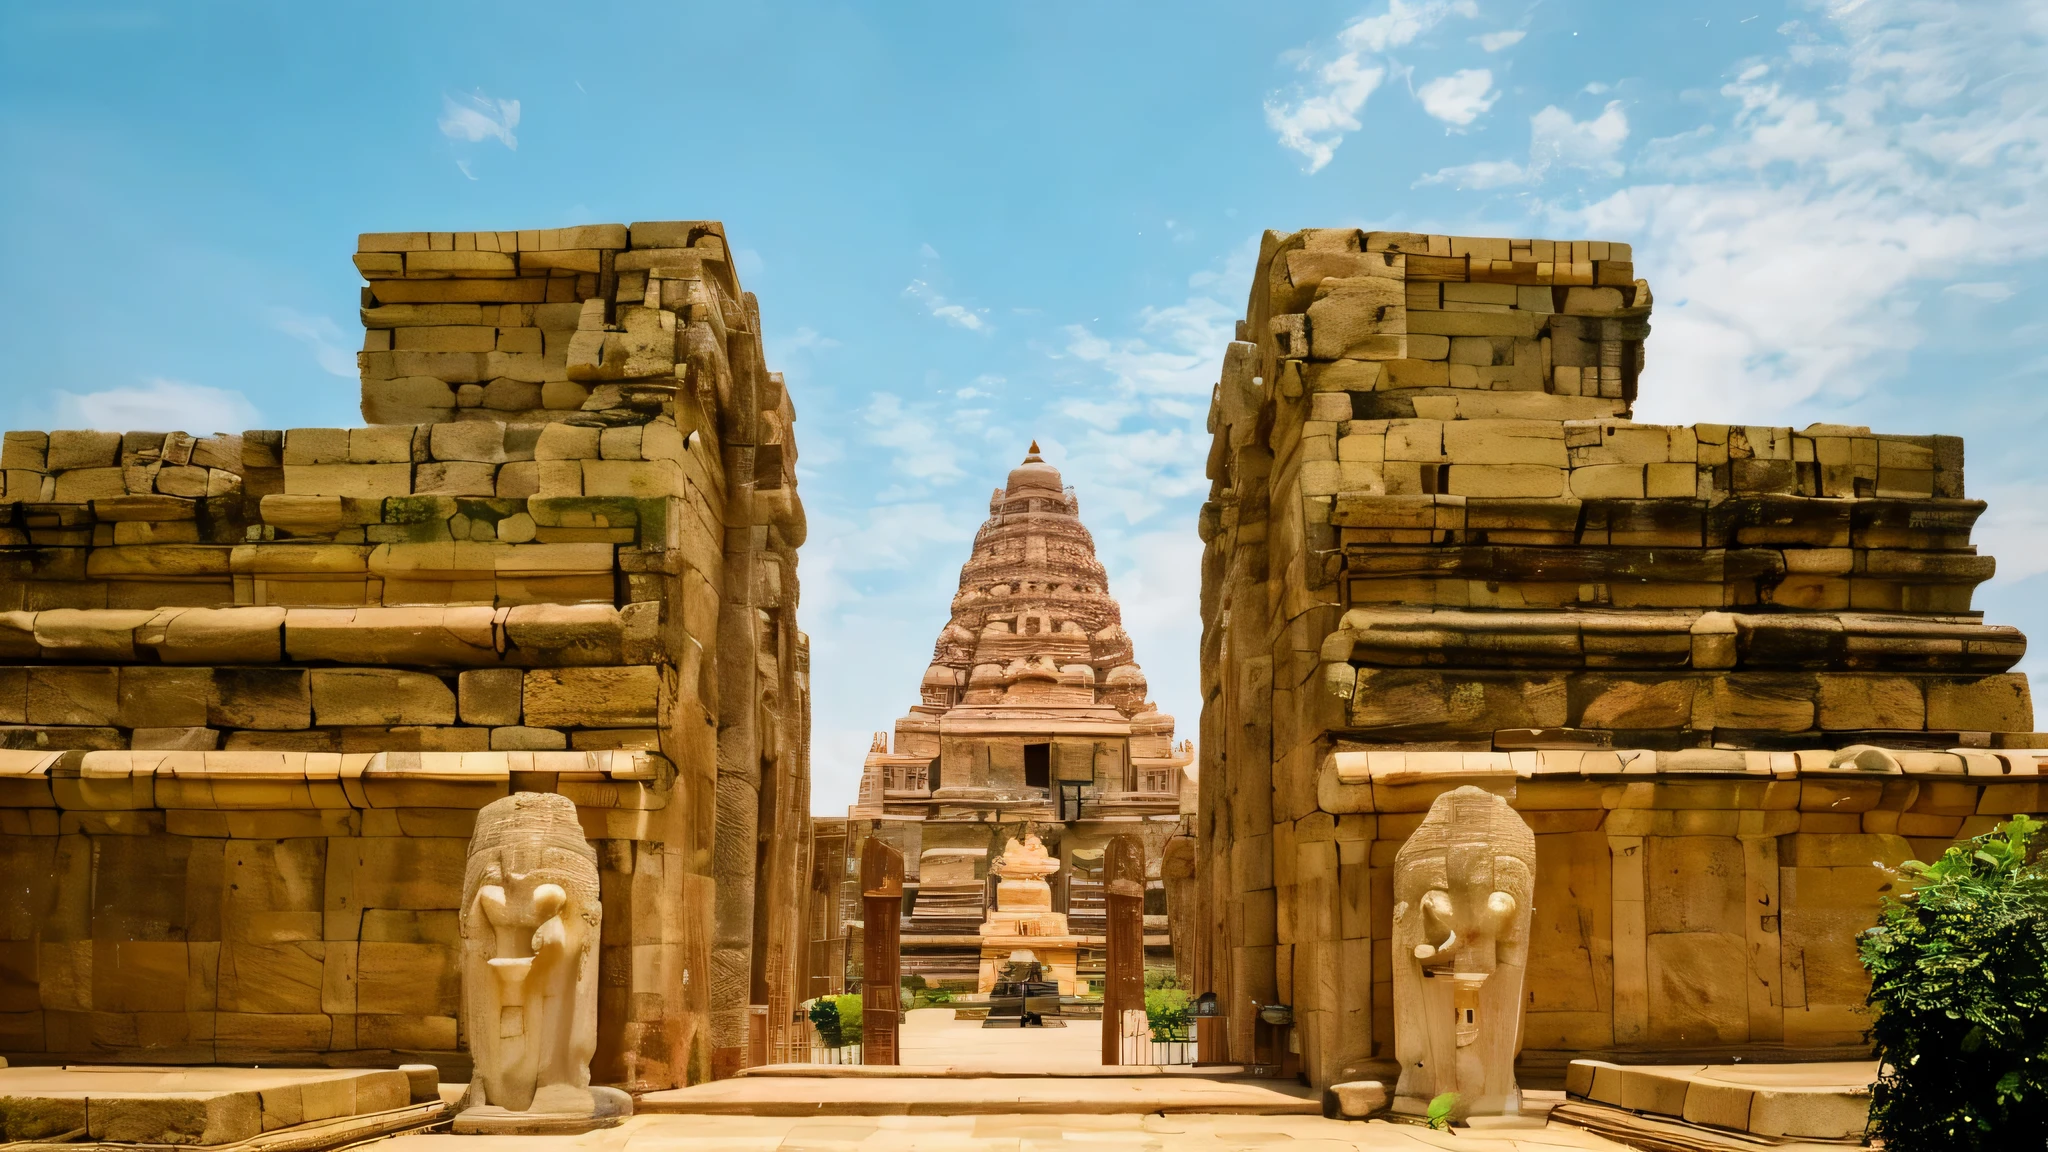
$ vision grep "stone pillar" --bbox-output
[709,316,763,1079]
[1606,834,1648,1047]
[861,837,904,1066]
[1102,834,1146,1065]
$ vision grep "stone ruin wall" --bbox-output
[0,222,813,1087]
[1190,227,2047,1090]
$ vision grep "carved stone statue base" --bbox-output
[453,1086,633,1134]
[976,938,1081,994]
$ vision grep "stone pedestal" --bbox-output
[977,833,1085,995]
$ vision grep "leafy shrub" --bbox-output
[832,992,864,1045]
[1145,986,1190,1041]
[1425,1093,1457,1130]
[1860,814,2048,1149]
[806,998,843,1047]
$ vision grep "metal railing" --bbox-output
[1147,1037,1196,1065]
[808,1042,863,1065]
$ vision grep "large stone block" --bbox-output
[208,669,312,730]
[523,667,660,728]
[309,669,456,726]
[459,668,524,726]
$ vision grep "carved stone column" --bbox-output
[1102,834,1146,1065]
[861,837,904,1066]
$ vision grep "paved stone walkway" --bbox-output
[378,1113,1637,1150]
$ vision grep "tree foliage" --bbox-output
[1860,814,2048,1149]
[1145,986,1190,1041]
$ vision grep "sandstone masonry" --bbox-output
[1189,227,2044,1090]
[0,222,812,1088]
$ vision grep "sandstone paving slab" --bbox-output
[371,1113,1643,1151]
[636,1074,1322,1117]
[1565,1060,1872,1143]
[0,1065,435,1148]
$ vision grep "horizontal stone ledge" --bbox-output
[0,603,651,665]
[1314,744,2046,814]
[1326,607,2025,672]
[0,747,671,811]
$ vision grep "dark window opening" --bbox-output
[1024,744,1050,789]
[926,757,941,792]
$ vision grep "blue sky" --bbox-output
[4,1,2045,813]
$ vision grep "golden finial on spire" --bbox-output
[1025,441,1043,462]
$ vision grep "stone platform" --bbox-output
[0,1065,447,1148]
[1560,1060,1873,1147]
[638,1074,1321,1117]
[377,1112,1639,1150]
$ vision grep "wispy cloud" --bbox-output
[1475,29,1525,52]
[1419,100,1628,186]
[862,392,972,480]
[438,92,520,149]
[903,279,991,332]
[1562,0,2048,422]
[1946,281,2016,303]
[269,307,355,377]
[1418,68,1498,127]
[55,378,260,435]
[1266,0,1478,172]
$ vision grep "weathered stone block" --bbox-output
[458,668,523,726]
[309,669,456,726]
[47,431,122,471]
[523,666,660,727]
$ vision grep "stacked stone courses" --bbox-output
[0,223,814,1092]
[1189,228,2045,1094]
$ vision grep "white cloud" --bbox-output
[864,389,983,479]
[269,307,356,377]
[1946,281,2016,302]
[1418,68,1498,127]
[957,373,1004,400]
[1559,0,2048,422]
[1476,29,1525,52]
[1266,0,1477,172]
[438,92,520,149]
[1419,100,1628,186]
[903,279,990,332]
[1532,101,1629,175]
[54,378,260,435]
[1341,0,1475,52]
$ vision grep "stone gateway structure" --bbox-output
[1189,227,2048,1096]
[0,222,814,1090]
[837,447,1192,993]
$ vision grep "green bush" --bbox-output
[1860,814,2048,1148]
[1145,986,1190,1041]
[831,992,864,1045]
[805,998,843,1047]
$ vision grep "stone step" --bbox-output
[637,1074,1320,1117]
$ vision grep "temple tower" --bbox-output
[839,445,1193,991]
